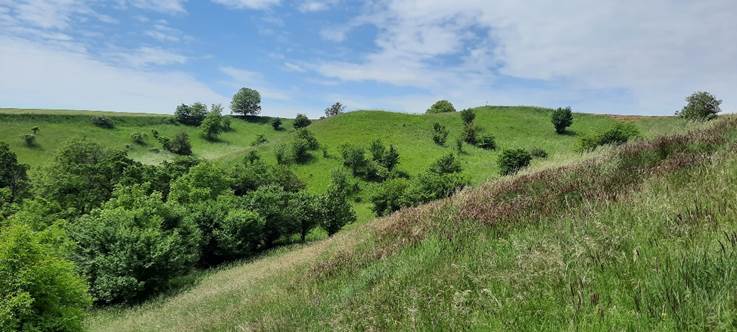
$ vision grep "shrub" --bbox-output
[455,138,464,154]
[252,134,267,146]
[163,132,192,155]
[477,135,496,150]
[578,123,640,152]
[551,107,573,134]
[0,143,28,209]
[245,185,298,247]
[271,118,282,130]
[151,129,160,139]
[0,224,91,331]
[31,126,39,135]
[201,105,224,140]
[530,148,548,159]
[91,116,114,128]
[71,185,201,304]
[430,153,462,174]
[131,132,146,145]
[369,139,386,162]
[169,162,231,205]
[677,91,721,121]
[460,108,476,124]
[22,134,36,147]
[324,102,346,117]
[340,144,368,176]
[404,171,467,205]
[293,114,311,129]
[318,181,357,236]
[175,103,208,126]
[275,144,290,165]
[426,100,456,114]
[461,123,477,145]
[222,116,232,131]
[296,129,320,150]
[432,122,449,145]
[498,148,532,175]
[291,137,311,163]
[213,207,265,259]
[231,88,261,116]
[370,178,410,216]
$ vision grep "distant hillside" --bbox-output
[86,116,737,331]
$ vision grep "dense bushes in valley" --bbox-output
[578,123,640,152]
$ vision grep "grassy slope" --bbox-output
[0,107,685,223]
[86,117,737,331]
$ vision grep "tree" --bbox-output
[201,106,224,140]
[296,129,320,150]
[245,185,298,247]
[677,91,721,121]
[426,100,456,114]
[169,162,232,205]
[91,116,114,128]
[231,88,261,116]
[430,153,462,174]
[293,114,312,129]
[477,135,496,150]
[551,107,573,134]
[22,134,36,147]
[289,191,321,242]
[319,176,356,236]
[369,139,386,162]
[0,143,29,204]
[340,144,368,176]
[175,103,208,126]
[271,118,282,130]
[432,122,449,145]
[382,145,400,171]
[460,108,476,124]
[498,149,532,175]
[0,224,91,331]
[461,123,477,145]
[325,102,346,117]
[163,132,192,155]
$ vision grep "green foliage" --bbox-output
[22,134,36,147]
[245,185,298,247]
[476,135,496,150]
[369,139,386,162]
[222,116,232,132]
[163,132,192,155]
[498,148,532,175]
[461,123,477,145]
[460,108,476,124]
[169,162,231,205]
[432,122,449,145]
[31,126,39,135]
[455,138,464,154]
[252,134,267,146]
[231,88,261,116]
[677,91,721,121]
[91,116,114,128]
[274,144,290,165]
[293,114,312,129]
[578,123,640,152]
[213,207,265,258]
[36,139,134,215]
[429,153,462,175]
[426,100,456,114]
[200,106,224,140]
[130,132,146,145]
[0,142,29,204]
[371,171,467,216]
[174,103,208,126]
[71,185,201,304]
[340,144,369,177]
[296,129,320,150]
[551,107,573,134]
[324,102,346,118]
[0,224,91,331]
[318,183,356,236]
[271,117,282,130]
[530,148,548,159]
[370,178,410,216]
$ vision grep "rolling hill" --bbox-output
[82,116,737,331]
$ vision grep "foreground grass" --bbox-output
[87,118,736,331]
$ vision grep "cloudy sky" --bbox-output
[1,0,735,117]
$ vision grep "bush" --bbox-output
[0,143,29,205]
[461,123,477,145]
[231,159,304,196]
[175,103,208,126]
[91,116,114,128]
[460,108,475,124]
[426,100,456,114]
[430,153,462,174]
[71,185,201,304]
[163,132,192,155]
[245,185,298,247]
[231,88,261,116]
[551,107,573,134]
[271,118,282,130]
[131,132,146,145]
[455,138,464,154]
[293,114,311,129]
[252,134,267,146]
[530,148,548,159]
[498,148,532,175]
[275,144,290,165]
[31,126,40,135]
[324,102,346,117]
[296,129,320,150]
[370,178,410,216]
[0,224,91,331]
[578,123,640,152]
[404,171,467,205]
[213,208,265,257]
[291,137,311,163]
[222,117,232,131]
[22,134,36,147]
[169,162,231,205]
[477,135,496,150]
[368,139,400,171]
[432,122,449,145]
[201,105,224,140]
[677,91,721,121]
[340,144,368,176]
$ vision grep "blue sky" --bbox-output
[1,0,736,117]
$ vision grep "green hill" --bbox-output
[0,107,684,223]
[83,116,737,331]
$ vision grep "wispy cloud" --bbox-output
[220,66,291,101]
[211,0,280,10]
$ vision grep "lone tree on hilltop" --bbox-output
[325,102,346,117]
[551,107,573,134]
[677,91,721,121]
[231,88,261,116]
[426,100,456,114]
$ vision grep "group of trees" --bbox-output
[339,139,402,182]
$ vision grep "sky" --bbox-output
[1,0,736,117]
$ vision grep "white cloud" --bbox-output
[0,36,225,114]
[220,66,291,101]
[299,0,338,12]
[316,0,737,114]
[117,0,187,14]
[145,21,187,43]
[211,0,280,10]
[110,47,189,67]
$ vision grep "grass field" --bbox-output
[0,106,686,224]
[83,117,737,331]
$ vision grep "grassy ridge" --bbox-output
[86,117,737,331]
